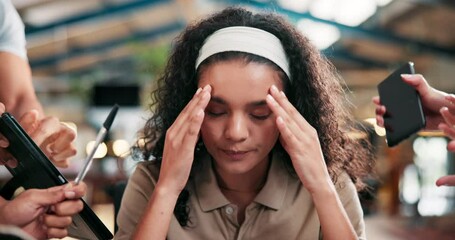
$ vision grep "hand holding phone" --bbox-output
[377,62,426,147]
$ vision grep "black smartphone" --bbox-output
[377,62,426,147]
[0,112,113,240]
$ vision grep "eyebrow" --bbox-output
[210,96,268,107]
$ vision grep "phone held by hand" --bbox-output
[377,62,426,147]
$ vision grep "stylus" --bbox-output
[75,104,119,185]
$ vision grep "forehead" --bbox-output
[198,60,283,102]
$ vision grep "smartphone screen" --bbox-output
[377,62,426,147]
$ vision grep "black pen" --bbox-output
[75,104,119,185]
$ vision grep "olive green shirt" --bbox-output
[115,153,366,240]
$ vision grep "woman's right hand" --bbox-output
[156,85,211,194]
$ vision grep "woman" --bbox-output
[116,7,373,240]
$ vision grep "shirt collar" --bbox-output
[253,152,289,210]
[194,151,290,212]
[194,153,230,212]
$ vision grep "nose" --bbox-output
[224,113,248,142]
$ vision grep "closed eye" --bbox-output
[251,113,271,120]
[206,110,226,117]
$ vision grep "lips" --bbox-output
[222,149,251,160]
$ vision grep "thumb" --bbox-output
[400,74,430,96]
[32,186,69,206]
[0,103,8,147]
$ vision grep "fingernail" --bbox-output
[64,191,76,198]
[401,74,412,78]
[271,85,278,93]
[0,139,8,148]
[195,88,202,95]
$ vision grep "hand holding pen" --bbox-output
[75,104,119,185]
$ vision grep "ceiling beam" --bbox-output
[25,0,170,35]
[29,20,184,68]
[229,0,455,58]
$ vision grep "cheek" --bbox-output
[200,119,219,141]
[261,121,280,142]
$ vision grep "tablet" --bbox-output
[0,112,113,240]
[377,62,426,147]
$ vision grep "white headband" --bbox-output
[195,26,291,79]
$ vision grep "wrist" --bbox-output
[309,180,337,201]
[154,181,183,199]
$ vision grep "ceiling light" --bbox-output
[86,141,107,159]
[278,0,311,12]
[309,0,336,20]
[112,139,130,157]
[334,0,377,27]
[297,19,340,50]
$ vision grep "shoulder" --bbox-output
[0,0,27,60]
[130,161,160,185]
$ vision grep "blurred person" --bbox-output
[373,74,455,186]
[115,7,374,240]
[0,102,87,239]
[0,0,75,168]
[0,1,88,238]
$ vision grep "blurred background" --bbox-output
[1,0,455,239]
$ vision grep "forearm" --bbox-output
[0,52,44,118]
[312,183,357,240]
[133,183,180,240]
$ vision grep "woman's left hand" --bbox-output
[266,85,332,193]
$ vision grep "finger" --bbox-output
[266,88,309,140]
[447,140,455,152]
[47,148,76,168]
[375,105,386,116]
[43,214,72,228]
[0,104,6,147]
[436,175,455,187]
[0,103,7,146]
[168,85,211,144]
[445,94,455,114]
[438,123,455,140]
[0,137,8,148]
[400,74,430,96]
[372,96,381,105]
[24,187,66,206]
[46,227,68,239]
[180,109,205,151]
[18,109,40,134]
[440,107,455,128]
[176,88,211,147]
[65,182,87,198]
[29,116,60,146]
[376,115,384,128]
[5,156,18,168]
[47,123,77,153]
[275,116,300,152]
[52,199,84,216]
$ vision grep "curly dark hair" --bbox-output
[138,7,374,227]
